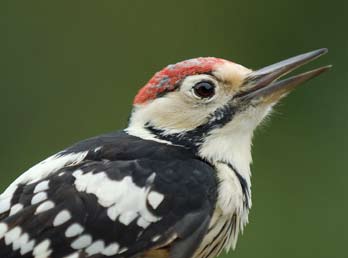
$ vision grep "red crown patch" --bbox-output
[134,57,225,105]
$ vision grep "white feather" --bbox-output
[1,152,88,198]
[72,171,161,227]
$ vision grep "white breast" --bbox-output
[193,163,250,258]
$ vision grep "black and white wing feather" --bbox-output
[0,132,218,258]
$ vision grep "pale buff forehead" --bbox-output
[213,62,252,92]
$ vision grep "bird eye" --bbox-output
[192,81,215,99]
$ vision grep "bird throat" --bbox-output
[144,103,238,151]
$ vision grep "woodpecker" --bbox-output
[0,49,330,258]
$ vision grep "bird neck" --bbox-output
[198,124,253,187]
[126,120,253,186]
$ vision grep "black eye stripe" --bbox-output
[193,81,215,99]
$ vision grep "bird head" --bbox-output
[127,49,330,166]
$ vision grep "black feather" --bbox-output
[0,131,218,258]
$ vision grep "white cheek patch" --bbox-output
[73,171,162,228]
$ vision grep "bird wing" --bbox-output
[0,132,217,258]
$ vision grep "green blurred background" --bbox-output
[0,1,347,258]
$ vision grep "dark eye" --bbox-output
[193,81,215,99]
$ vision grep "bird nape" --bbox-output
[0,49,330,258]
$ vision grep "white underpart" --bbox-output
[73,170,162,227]
[215,163,247,250]
[193,210,228,258]
[198,105,272,252]
[215,163,246,217]
[200,106,271,182]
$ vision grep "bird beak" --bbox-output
[236,48,331,103]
